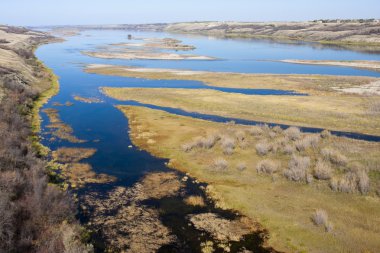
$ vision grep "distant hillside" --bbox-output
[165,20,380,45]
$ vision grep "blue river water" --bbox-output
[35,29,380,183]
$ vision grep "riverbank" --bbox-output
[164,20,380,52]
[0,25,91,252]
[116,105,380,253]
[281,59,380,72]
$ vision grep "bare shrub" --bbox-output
[248,125,264,136]
[295,135,320,151]
[314,160,332,180]
[295,139,309,151]
[211,158,228,172]
[272,126,283,134]
[235,130,246,142]
[221,136,235,150]
[181,143,194,152]
[236,162,247,171]
[282,144,295,155]
[321,148,348,166]
[356,170,370,194]
[202,135,219,149]
[256,159,279,174]
[223,147,234,155]
[311,209,332,232]
[268,131,277,139]
[255,142,271,156]
[306,173,313,184]
[284,155,310,182]
[329,172,357,193]
[284,126,301,140]
[320,129,331,138]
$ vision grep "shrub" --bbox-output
[221,136,235,150]
[284,126,301,140]
[329,172,357,193]
[223,147,234,155]
[248,125,264,136]
[181,143,194,152]
[295,135,320,151]
[321,148,348,166]
[235,130,246,142]
[272,126,283,134]
[256,159,279,174]
[313,160,332,180]
[255,142,271,156]
[282,144,295,155]
[320,129,331,138]
[268,131,276,139]
[311,209,332,232]
[284,155,310,182]
[201,135,218,149]
[306,173,313,184]
[211,158,228,172]
[356,170,370,194]
[236,162,247,171]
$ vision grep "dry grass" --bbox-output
[52,147,97,163]
[184,195,206,207]
[43,108,86,143]
[88,64,379,96]
[117,105,380,253]
[103,87,380,136]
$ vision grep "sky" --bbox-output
[1,0,380,26]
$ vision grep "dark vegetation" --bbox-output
[0,28,91,252]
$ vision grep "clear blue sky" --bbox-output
[1,0,380,26]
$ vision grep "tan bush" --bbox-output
[321,148,348,166]
[282,144,295,155]
[320,129,331,138]
[248,125,264,136]
[311,209,332,232]
[255,142,271,156]
[314,160,332,180]
[284,126,301,140]
[256,159,279,174]
[235,130,246,142]
[236,162,247,171]
[211,158,228,172]
[284,155,310,182]
[329,172,357,193]
[356,170,370,194]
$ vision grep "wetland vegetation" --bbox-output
[2,16,380,253]
[116,105,380,253]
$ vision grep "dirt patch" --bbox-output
[334,80,380,95]
[189,213,258,242]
